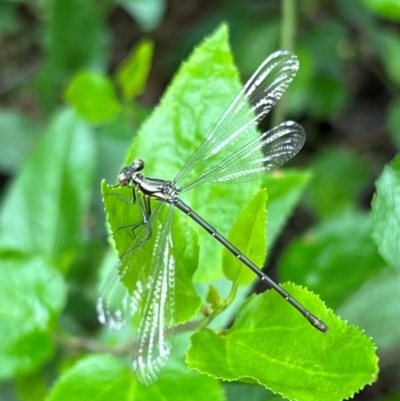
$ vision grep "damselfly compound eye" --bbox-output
[117,173,130,186]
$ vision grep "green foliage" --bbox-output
[0,251,66,379]
[262,170,312,249]
[305,147,371,220]
[3,1,400,398]
[222,189,267,286]
[187,284,378,401]
[119,0,167,32]
[45,353,225,401]
[339,268,400,350]
[0,109,95,268]
[378,30,400,86]
[125,25,259,281]
[371,156,400,273]
[361,0,400,20]
[99,28,377,400]
[0,109,39,174]
[65,72,121,123]
[48,0,107,72]
[116,38,154,99]
[0,2,19,38]
[279,212,385,309]
[387,97,400,148]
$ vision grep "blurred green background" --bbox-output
[1,0,400,400]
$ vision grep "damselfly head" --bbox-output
[117,159,145,186]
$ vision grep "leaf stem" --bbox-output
[54,329,132,355]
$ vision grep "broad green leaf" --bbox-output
[124,25,259,281]
[262,170,312,249]
[222,189,267,286]
[101,181,201,323]
[0,109,96,269]
[0,251,66,379]
[0,108,39,174]
[120,0,166,32]
[65,72,121,123]
[46,353,225,401]
[338,268,400,351]
[306,147,370,220]
[279,212,385,309]
[378,30,400,85]
[361,0,400,20]
[45,354,134,401]
[48,0,107,72]
[187,283,378,401]
[116,38,154,99]
[371,155,400,273]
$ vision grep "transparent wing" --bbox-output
[181,121,305,191]
[132,204,176,386]
[98,202,176,386]
[97,202,164,330]
[174,50,299,185]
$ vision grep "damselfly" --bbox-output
[97,50,328,386]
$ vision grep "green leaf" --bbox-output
[101,181,201,324]
[48,0,107,72]
[222,189,267,286]
[378,30,400,85]
[45,354,134,401]
[0,251,66,379]
[172,213,202,323]
[360,0,400,21]
[0,109,96,269]
[338,268,400,351]
[371,155,400,273]
[279,212,385,309]
[187,283,378,401]
[306,147,370,220]
[0,108,39,174]
[262,170,312,249]
[116,38,154,99]
[119,0,166,32]
[206,285,226,312]
[46,354,225,401]
[65,71,121,123]
[124,25,260,281]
